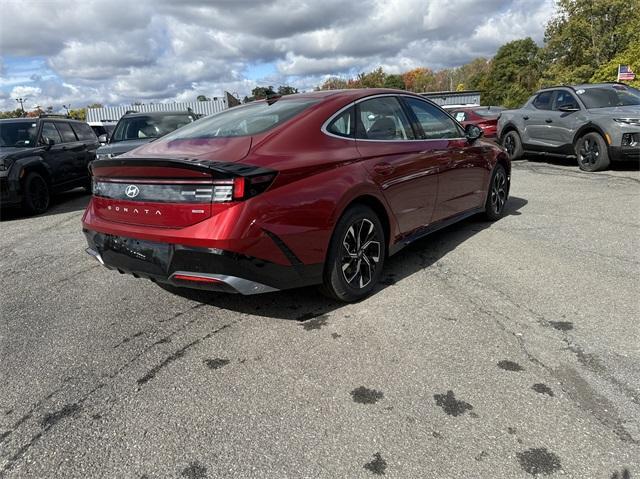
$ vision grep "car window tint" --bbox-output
[71,122,98,141]
[326,106,354,138]
[533,91,554,110]
[553,91,579,110]
[56,122,78,143]
[41,122,63,144]
[356,97,415,140]
[0,121,38,147]
[404,97,463,139]
[160,100,318,140]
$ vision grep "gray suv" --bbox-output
[498,83,640,171]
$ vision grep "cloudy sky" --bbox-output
[0,0,556,111]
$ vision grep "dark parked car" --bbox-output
[449,106,505,138]
[1,116,99,214]
[96,110,198,160]
[498,82,640,171]
[83,89,510,301]
[90,123,116,145]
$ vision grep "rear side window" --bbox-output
[71,122,98,141]
[533,91,554,110]
[403,97,463,139]
[56,122,78,143]
[356,97,415,140]
[40,122,63,144]
[160,99,319,140]
[326,106,354,138]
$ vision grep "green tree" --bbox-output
[356,67,387,88]
[383,74,405,89]
[482,38,542,107]
[590,40,640,88]
[543,0,640,84]
[68,108,86,121]
[277,85,298,95]
[251,86,276,100]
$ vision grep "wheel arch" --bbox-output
[572,122,608,147]
[498,122,520,142]
[15,157,53,185]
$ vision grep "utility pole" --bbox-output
[15,97,27,116]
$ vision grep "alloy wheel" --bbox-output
[490,169,507,214]
[504,134,515,156]
[341,218,381,289]
[578,137,599,168]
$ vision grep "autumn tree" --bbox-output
[402,67,436,92]
[318,77,349,90]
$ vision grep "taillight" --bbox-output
[92,172,276,204]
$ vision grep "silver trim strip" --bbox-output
[320,92,467,143]
[85,248,105,265]
[169,271,279,295]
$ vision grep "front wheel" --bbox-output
[321,205,386,302]
[575,132,610,172]
[483,164,509,221]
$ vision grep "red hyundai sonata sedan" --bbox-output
[83,89,510,301]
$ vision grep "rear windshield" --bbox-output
[161,99,319,140]
[0,121,38,148]
[111,114,194,142]
[474,107,504,117]
[576,85,640,109]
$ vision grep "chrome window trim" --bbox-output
[320,93,467,143]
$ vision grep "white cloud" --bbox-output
[0,0,557,110]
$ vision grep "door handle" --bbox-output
[523,116,529,120]
[545,119,553,123]
[373,162,395,175]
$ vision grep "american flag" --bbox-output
[617,65,636,81]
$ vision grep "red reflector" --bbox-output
[233,177,245,199]
[173,274,221,284]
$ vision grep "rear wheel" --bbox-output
[483,164,509,221]
[22,172,50,215]
[321,205,386,302]
[576,132,610,172]
[502,130,523,161]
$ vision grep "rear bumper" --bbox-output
[609,146,640,162]
[83,229,323,294]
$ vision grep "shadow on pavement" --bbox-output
[522,154,640,172]
[0,188,90,222]
[163,196,528,321]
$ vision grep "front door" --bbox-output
[355,96,439,234]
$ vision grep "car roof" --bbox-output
[123,110,194,118]
[253,88,430,104]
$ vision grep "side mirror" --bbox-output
[558,105,579,112]
[465,124,483,142]
[98,134,108,144]
[42,137,55,149]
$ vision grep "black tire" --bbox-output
[22,172,50,215]
[320,205,386,302]
[575,132,610,172]
[502,130,524,161]
[483,164,509,221]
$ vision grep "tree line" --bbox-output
[316,0,639,107]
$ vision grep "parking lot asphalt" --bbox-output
[1,158,639,478]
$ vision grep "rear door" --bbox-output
[354,95,439,234]
[525,91,556,147]
[70,121,99,179]
[402,97,489,221]
[39,121,69,186]
[54,121,85,183]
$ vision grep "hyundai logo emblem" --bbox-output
[125,185,140,198]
